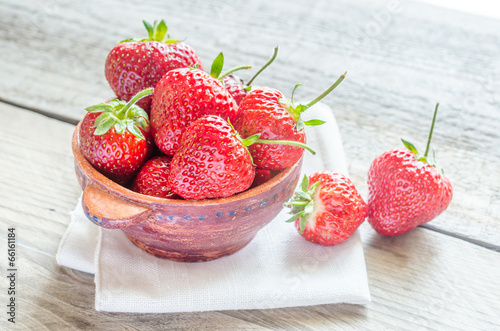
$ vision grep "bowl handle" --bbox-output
[82,182,153,229]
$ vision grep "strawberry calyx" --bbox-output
[279,72,346,131]
[120,19,180,44]
[401,103,444,174]
[85,88,153,139]
[210,52,251,80]
[283,175,321,233]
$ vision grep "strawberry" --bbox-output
[168,115,256,200]
[367,103,453,236]
[150,53,242,156]
[284,172,367,246]
[79,89,154,185]
[234,72,346,170]
[222,75,248,105]
[132,155,179,199]
[105,19,203,113]
[222,46,279,104]
[250,169,271,188]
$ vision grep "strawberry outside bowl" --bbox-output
[72,122,302,262]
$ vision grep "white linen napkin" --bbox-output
[56,103,371,313]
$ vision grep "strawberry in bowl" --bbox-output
[74,92,310,261]
[78,89,154,185]
[234,72,346,170]
[105,19,203,113]
[149,53,243,156]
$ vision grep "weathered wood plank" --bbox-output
[1,101,499,329]
[1,0,499,247]
[223,222,500,330]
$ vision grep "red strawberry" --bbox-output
[284,171,367,246]
[234,72,346,170]
[132,155,179,199]
[168,115,256,200]
[79,89,154,185]
[150,53,240,156]
[222,75,248,105]
[250,169,271,188]
[105,19,203,113]
[222,46,279,104]
[367,103,453,236]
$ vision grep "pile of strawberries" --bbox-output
[79,19,339,199]
[79,19,453,248]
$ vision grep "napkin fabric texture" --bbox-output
[56,103,371,313]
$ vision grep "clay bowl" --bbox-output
[72,122,302,262]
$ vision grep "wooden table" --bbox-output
[1,0,499,329]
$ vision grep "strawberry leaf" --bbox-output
[296,118,305,131]
[94,112,112,129]
[126,121,146,140]
[304,200,314,214]
[86,103,112,113]
[143,20,154,40]
[120,19,179,44]
[426,153,436,167]
[279,97,293,108]
[298,214,308,234]
[307,180,320,196]
[94,116,117,135]
[153,19,168,42]
[301,175,309,192]
[401,138,419,155]
[127,105,149,123]
[210,52,224,79]
[107,99,121,108]
[135,116,148,131]
[289,200,310,207]
[285,212,302,223]
[303,119,325,126]
[296,191,312,200]
[115,120,128,134]
[119,38,136,43]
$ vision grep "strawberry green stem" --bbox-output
[246,46,279,86]
[218,65,252,80]
[255,139,316,155]
[290,83,302,104]
[424,102,439,158]
[304,72,346,109]
[120,88,154,117]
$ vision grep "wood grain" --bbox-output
[1,0,499,248]
[1,101,499,329]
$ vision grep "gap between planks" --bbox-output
[4,99,498,255]
[0,97,79,125]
